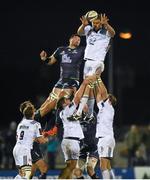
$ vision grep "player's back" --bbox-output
[96,100,114,137]
[16,117,41,149]
[60,102,84,139]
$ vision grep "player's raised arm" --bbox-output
[77,16,89,36]
[73,75,96,105]
[40,50,57,65]
[100,13,115,37]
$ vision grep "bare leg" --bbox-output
[58,160,77,179]
[40,88,74,116]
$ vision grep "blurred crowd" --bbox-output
[0,122,150,170]
[119,124,150,167]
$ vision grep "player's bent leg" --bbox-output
[39,88,61,116]
[100,157,112,179]
[58,159,77,179]
[74,84,91,118]
[73,168,84,179]
[30,163,37,179]
[73,158,86,179]
[86,89,95,119]
[14,168,25,179]
[87,157,98,179]
[101,158,115,179]
[41,88,60,107]
[35,159,48,179]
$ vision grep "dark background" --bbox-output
[0,0,150,127]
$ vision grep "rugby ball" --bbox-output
[85,10,98,22]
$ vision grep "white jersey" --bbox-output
[60,101,84,139]
[96,99,114,137]
[83,25,111,61]
[15,118,42,149]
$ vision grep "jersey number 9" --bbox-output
[19,131,24,140]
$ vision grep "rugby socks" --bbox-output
[110,169,115,179]
[102,169,111,179]
[76,96,89,116]
[87,98,95,118]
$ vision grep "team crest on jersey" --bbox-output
[60,51,65,55]
[62,54,72,63]
[72,50,78,54]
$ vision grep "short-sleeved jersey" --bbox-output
[60,101,84,139]
[83,25,111,61]
[96,99,114,137]
[53,46,84,80]
[15,118,42,149]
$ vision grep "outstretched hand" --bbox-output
[100,13,109,26]
[80,16,89,26]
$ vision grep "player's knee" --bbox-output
[100,158,109,171]
[74,168,83,177]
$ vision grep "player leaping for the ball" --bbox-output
[69,11,115,121]
[39,34,85,116]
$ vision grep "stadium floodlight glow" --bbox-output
[119,31,132,39]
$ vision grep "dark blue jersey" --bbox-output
[53,46,84,80]
[80,113,97,146]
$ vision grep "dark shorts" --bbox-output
[54,78,79,89]
[79,143,99,160]
[31,142,43,164]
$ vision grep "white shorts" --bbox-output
[13,144,32,167]
[84,60,104,78]
[97,136,115,158]
[61,139,80,161]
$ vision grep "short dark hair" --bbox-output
[108,94,117,107]
[69,33,81,39]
